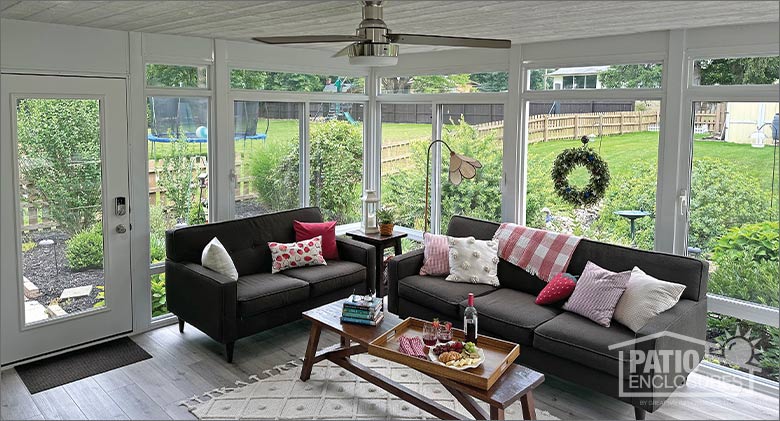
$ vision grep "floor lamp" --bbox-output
[424,140,482,232]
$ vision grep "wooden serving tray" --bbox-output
[368,317,520,390]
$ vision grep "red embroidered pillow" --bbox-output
[293,220,338,260]
[268,236,326,274]
[419,232,449,276]
[535,273,577,305]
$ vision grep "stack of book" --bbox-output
[340,295,384,326]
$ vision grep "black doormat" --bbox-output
[15,337,152,394]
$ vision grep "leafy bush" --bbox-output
[16,99,102,234]
[709,251,779,307]
[65,222,103,270]
[249,120,363,222]
[149,205,169,263]
[760,327,780,380]
[689,158,768,253]
[156,135,201,223]
[713,221,779,263]
[151,274,168,317]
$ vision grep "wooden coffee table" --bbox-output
[301,300,544,420]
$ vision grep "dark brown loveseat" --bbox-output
[388,215,709,419]
[165,207,375,362]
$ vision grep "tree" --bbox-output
[411,74,473,93]
[529,69,553,91]
[146,64,206,88]
[17,99,102,234]
[470,72,508,92]
[600,64,663,88]
[696,57,780,85]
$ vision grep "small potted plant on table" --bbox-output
[376,206,396,236]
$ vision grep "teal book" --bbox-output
[340,314,384,326]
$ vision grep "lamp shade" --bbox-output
[448,151,482,185]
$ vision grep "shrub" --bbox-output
[151,274,168,317]
[16,99,102,234]
[149,205,169,263]
[65,222,103,270]
[708,251,779,307]
[249,120,363,222]
[689,158,768,253]
[156,135,202,223]
[713,221,779,263]
[760,327,780,380]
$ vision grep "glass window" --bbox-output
[707,312,778,381]
[525,100,661,251]
[380,72,509,94]
[694,56,780,86]
[146,64,208,89]
[147,96,210,317]
[439,104,504,232]
[16,98,105,324]
[230,69,365,94]
[309,102,365,224]
[530,63,663,90]
[380,104,432,229]
[688,101,779,310]
[233,101,301,218]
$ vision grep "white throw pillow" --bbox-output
[201,237,238,281]
[613,267,686,332]
[445,236,500,286]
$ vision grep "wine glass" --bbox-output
[422,322,438,346]
[437,324,453,343]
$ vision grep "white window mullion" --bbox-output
[503,45,523,224]
[213,39,232,222]
[431,103,443,234]
[300,102,310,207]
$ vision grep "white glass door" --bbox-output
[1,74,132,364]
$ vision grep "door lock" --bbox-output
[115,197,127,216]
[115,224,127,234]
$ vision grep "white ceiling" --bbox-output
[1,1,778,54]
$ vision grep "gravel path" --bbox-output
[23,230,104,314]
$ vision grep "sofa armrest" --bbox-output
[387,249,425,314]
[626,299,707,411]
[336,237,376,294]
[165,260,238,343]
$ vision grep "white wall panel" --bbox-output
[376,47,510,76]
[0,19,128,76]
[225,40,368,76]
[520,30,668,66]
[141,32,214,64]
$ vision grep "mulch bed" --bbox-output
[22,230,104,314]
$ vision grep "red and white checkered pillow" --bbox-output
[419,232,449,276]
[268,236,326,274]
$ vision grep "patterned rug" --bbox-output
[182,354,558,420]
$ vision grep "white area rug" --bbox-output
[182,354,558,420]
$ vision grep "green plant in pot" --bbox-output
[376,206,396,236]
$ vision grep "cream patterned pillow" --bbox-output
[613,267,686,332]
[445,236,499,286]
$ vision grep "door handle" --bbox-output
[115,224,127,234]
[679,189,688,216]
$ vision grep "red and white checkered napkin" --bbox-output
[397,335,428,360]
[493,222,581,282]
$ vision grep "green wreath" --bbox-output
[551,146,610,207]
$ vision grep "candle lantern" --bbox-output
[361,189,379,234]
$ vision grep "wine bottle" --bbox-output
[464,293,478,343]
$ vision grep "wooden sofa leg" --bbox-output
[178,317,185,333]
[634,407,646,420]
[226,342,235,363]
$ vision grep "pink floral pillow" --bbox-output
[268,236,326,274]
[419,232,449,276]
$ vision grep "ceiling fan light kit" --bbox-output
[252,0,510,67]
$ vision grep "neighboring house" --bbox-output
[548,65,610,89]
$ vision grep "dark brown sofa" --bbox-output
[165,207,376,362]
[388,215,709,419]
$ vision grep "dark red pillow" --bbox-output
[535,273,577,305]
[293,220,338,260]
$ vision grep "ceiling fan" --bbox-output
[252,0,511,66]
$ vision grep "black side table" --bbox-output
[345,230,408,297]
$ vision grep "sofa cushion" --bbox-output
[461,289,562,345]
[533,312,636,377]
[398,275,496,319]
[284,260,365,297]
[237,273,310,317]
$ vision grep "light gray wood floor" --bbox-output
[2,319,778,420]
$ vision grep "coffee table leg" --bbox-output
[520,391,536,420]
[300,323,322,381]
[340,336,350,358]
[490,406,505,420]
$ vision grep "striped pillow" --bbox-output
[563,261,631,327]
[419,232,449,276]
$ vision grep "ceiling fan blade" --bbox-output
[253,35,367,44]
[388,33,510,49]
[332,44,353,58]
